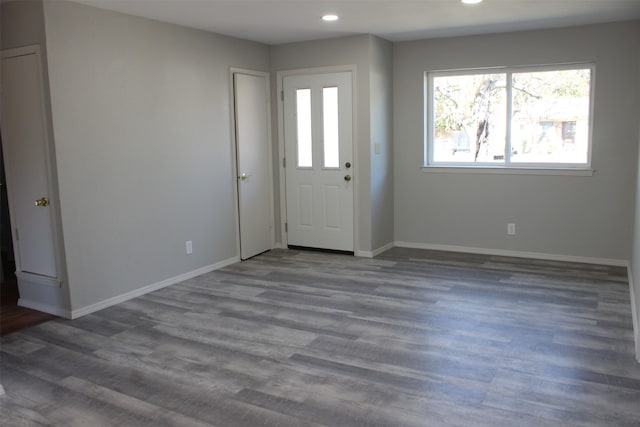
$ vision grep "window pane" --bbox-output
[296,88,312,168]
[510,69,590,164]
[323,87,339,168]
[433,73,507,163]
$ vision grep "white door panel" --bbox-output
[298,184,313,226]
[283,72,353,251]
[234,72,272,260]
[324,185,340,229]
[1,50,57,278]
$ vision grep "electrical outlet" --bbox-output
[186,240,193,255]
[507,223,516,235]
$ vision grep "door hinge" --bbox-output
[284,222,288,233]
[15,228,19,241]
[283,158,286,168]
[281,90,284,101]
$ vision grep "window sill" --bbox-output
[421,166,594,176]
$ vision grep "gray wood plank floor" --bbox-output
[1,247,639,426]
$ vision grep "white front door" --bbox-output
[1,47,58,279]
[283,72,353,252]
[234,72,272,260]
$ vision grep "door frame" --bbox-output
[229,67,275,258]
[276,65,359,254]
[1,45,64,289]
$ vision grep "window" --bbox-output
[296,88,312,168]
[322,86,340,168]
[425,65,593,169]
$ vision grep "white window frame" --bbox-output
[424,63,595,174]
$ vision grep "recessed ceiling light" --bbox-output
[322,14,339,22]
[462,0,483,4]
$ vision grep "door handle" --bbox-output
[239,173,251,181]
[344,175,352,182]
[35,197,49,207]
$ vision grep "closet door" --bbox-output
[1,46,58,282]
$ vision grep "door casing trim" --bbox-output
[276,65,359,255]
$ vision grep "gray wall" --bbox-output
[42,1,269,310]
[632,23,640,360]
[369,37,394,251]
[1,0,46,49]
[633,124,640,361]
[1,0,70,312]
[394,22,640,261]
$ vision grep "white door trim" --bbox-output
[1,45,65,285]
[276,65,359,254]
[229,67,275,258]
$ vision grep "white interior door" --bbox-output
[234,72,272,260]
[1,48,57,278]
[283,72,353,252]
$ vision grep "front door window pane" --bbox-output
[323,87,339,168]
[296,88,312,168]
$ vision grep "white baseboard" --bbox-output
[18,298,72,318]
[356,241,395,258]
[70,256,240,319]
[394,241,628,267]
[627,264,640,363]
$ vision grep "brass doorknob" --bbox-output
[344,175,352,182]
[35,197,49,207]
[239,173,251,181]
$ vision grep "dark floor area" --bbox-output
[0,257,55,337]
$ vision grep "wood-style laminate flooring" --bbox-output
[1,247,639,426]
